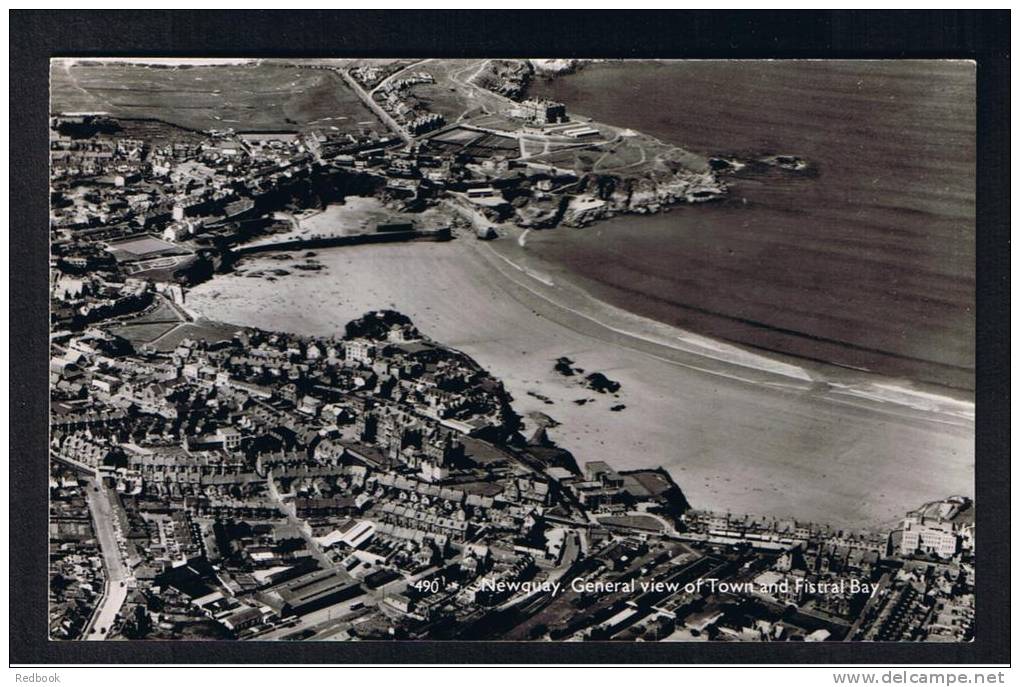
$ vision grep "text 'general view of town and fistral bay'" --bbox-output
[49,57,975,643]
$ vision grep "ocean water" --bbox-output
[527,60,975,391]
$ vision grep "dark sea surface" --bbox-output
[527,60,975,391]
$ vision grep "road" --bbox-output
[265,468,334,568]
[250,593,368,641]
[447,59,502,109]
[84,480,131,640]
[369,59,433,97]
[846,572,893,639]
[338,69,412,145]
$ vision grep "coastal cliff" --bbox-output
[527,59,590,76]
[517,168,726,229]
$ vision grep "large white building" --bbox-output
[345,339,377,365]
[900,516,959,558]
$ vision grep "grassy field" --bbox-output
[597,514,666,533]
[107,297,187,346]
[243,198,454,249]
[50,58,707,177]
[123,299,184,325]
[411,60,496,122]
[107,235,183,261]
[51,59,383,134]
[109,321,179,345]
[113,118,208,145]
[148,320,241,352]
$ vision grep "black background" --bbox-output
[10,10,1010,665]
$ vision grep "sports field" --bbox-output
[106,235,182,262]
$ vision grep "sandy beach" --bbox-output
[246,197,452,248]
[187,235,973,529]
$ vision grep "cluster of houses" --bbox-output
[48,476,106,639]
[48,99,973,643]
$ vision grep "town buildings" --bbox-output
[46,65,973,644]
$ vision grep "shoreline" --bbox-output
[182,167,972,422]
[522,60,975,394]
[185,235,973,527]
[485,229,975,420]
[485,243,973,427]
[208,220,977,424]
[447,201,974,417]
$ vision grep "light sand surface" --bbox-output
[298,197,415,236]
[187,236,973,529]
[249,198,452,247]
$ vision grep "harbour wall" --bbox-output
[230,227,451,257]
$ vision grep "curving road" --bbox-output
[338,69,412,144]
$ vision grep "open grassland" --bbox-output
[51,60,382,133]
[244,198,453,248]
[413,59,512,125]
[51,58,707,177]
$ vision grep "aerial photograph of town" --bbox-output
[48,57,975,643]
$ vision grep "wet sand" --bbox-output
[187,236,973,528]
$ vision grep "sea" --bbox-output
[527,60,975,392]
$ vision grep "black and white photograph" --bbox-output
[43,53,980,644]
[10,9,1010,671]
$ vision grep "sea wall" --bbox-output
[230,228,451,257]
